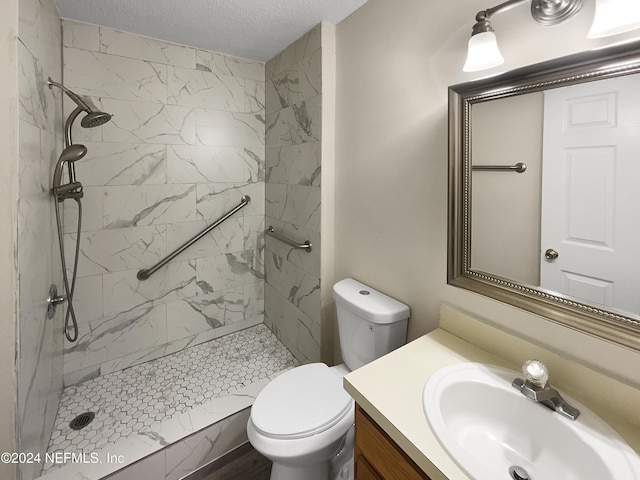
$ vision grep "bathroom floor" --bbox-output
[44,324,297,472]
[184,443,271,480]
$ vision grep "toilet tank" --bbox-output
[333,278,410,371]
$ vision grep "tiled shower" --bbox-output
[17,0,335,478]
[60,19,267,387]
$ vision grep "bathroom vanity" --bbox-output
[354,405,431,480]
[344,305,640,480]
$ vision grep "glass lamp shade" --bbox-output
[588,0,640,38]
[463,31,505,72]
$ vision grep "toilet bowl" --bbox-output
[247,278,410,480]
[247,363,354,480]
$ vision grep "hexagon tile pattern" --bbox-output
[44,324,297,471]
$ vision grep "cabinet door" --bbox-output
[355,455,383,480]
[354,405,432,480]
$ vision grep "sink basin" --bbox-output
[423,362,640,480]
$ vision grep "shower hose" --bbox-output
[54,197,82,342]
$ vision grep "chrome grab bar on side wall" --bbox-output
[266,226,312,252]
[472,162,527,173]
[137,195,251,281]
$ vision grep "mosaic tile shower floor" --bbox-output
[44,324,297,473]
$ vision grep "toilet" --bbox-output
[247,278,410,480]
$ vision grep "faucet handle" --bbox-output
[522,359,549,388]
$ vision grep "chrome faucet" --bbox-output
[512,359,580,421]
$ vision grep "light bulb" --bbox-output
[588,0,640,38]
[463,31,505,72]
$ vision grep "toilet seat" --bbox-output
[251,363,353,440]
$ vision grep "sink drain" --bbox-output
[509,465,532,480]
[69,412,95,430]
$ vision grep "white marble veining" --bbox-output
[197,251,263,294]
[101,99,197,145]
[196,110,265,148]
[166,145,246,184]
[73,142,166,186]
[99,317,263,377]
[266,95,322,148]
[264,251,320,323]
[102,184,197,229]
[165,218,243,262]
[18,1,64,479]
[266,24,321,79]
[196,50,264,81]
[267,142,321,186]
[63,186,103,233]
[167,66,244,110]
[245,79,266,114]
[266,183,321,231]
[264,283,321,364]
[64,225,166,277]
[62,20,99,51]
[264,25,324,364]
[264,218,320,277]
[269,50,321,111]
[165,289,244,341]
[102,259,196,316]
[64,47,168,104]
[99,26,197,68]
[63,304,168,375]
[196,182,265,220]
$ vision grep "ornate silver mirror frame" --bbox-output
[448,40,640,352]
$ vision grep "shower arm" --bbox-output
[64,106,83,147]
[64,106,84,184]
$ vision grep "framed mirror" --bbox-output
[448,40,640,352]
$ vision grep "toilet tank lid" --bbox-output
[332,278,410,324]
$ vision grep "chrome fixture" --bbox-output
[47,78,113,343]
[512,359,581,420]
[137,195,251,281]
[47,77,112,191]
[46,284,66,320]
[472,162,527,173]
[51,144,87,198]
[265,226,313,252]
[463,0,640,72]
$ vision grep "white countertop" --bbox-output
[343,326,640,480]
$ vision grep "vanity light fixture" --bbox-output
[464,0,640,72]
[463,12,505,72]
[464,0,584,72]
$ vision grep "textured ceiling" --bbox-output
[54,0,368,62]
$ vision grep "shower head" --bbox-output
[81,111,113,128]
[52,144,87,189]
[47,77,113,144]
[60,144,87,163]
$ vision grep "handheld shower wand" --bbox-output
[48,78,113,343]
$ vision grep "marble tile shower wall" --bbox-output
[61,20,266,386]
[17,0,64,478]
[264,25,323,363]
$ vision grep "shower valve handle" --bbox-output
[46,284,66,320]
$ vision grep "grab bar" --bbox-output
[472,162,527,173]
[266,226,312,252]
[137,195,251,281]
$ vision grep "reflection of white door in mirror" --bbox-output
[540,75,640,316]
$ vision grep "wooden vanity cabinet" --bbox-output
[354,405,432,480]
